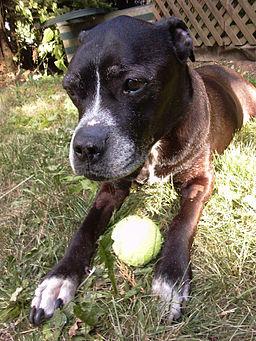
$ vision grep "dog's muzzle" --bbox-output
[70,122,149,181]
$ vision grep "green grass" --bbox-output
[0,73,255,340]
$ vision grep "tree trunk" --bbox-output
[0,3,16,86]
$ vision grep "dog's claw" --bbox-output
[33,308,46,326]
[29,306,36,325]
[30,276,77,325]
[30,299,63,326]
[54,298,64,309]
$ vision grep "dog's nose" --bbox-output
[73,126,107,162]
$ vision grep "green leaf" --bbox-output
[124,287,140,299]
[42,310,67,340]
[53,44,63,59]
[42,28,54,43]
[98,233,117,294]
[74,303,101,327]
[54,58,67,72]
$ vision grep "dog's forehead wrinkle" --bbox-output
[99,63,157,86]
[63,72,81,88]
[67,59,98,87]
[104,64,127,78]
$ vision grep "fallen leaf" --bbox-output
[68,318,82,337]
[10,287,23,302]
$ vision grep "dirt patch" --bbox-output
[0,68,16,88]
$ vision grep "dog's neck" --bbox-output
[149,66,211,179]
[135,64,211,185]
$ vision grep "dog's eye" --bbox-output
[123,79,146,93]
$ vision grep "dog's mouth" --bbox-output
[72,151,148,182]
[79,169,139,182]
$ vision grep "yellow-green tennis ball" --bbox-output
[111,215,162,267]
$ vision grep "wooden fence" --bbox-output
[153,0,256,60]
[50,1,255,62]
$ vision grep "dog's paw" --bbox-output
[30,276,78,325]
[152,276,190,322]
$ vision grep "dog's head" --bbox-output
[64,16,194,181]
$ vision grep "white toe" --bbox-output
[31,276,77,316]
[152,276,190,322]
[58,278,77,304]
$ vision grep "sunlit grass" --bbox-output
[0,75,255,340]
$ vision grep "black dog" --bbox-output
[30,16,256,325]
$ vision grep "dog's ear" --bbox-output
[157,17,195,63]
[78,30,90,44]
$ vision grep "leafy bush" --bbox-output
[4,0,112,73]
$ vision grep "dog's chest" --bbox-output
[136,141,171,185]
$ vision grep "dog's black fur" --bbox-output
[30,16,256,325]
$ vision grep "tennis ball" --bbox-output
[111,215,162,267]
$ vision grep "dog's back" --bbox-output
[196,65,256,153]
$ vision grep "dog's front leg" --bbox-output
[152,173,214,322]
[30,180,131,325]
